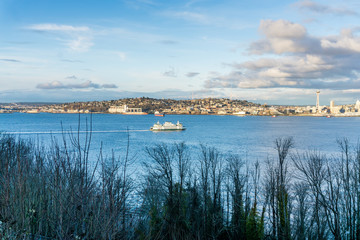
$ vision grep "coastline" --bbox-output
[2,97,359,117]
[4,111,360,117]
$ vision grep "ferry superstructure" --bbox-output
[150,121,185,131]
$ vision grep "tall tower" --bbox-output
[316,90,320,113]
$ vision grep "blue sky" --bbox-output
[1,0,360,105]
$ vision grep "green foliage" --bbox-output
[231,194,246,239]
[149,205,162,239]
[246,204,264,240]
[277,185,291,240]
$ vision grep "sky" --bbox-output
[1,0,360,105]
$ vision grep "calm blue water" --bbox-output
[0,113,359,163]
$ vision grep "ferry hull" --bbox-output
[150,128,185,131]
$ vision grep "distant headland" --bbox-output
[1,97,360,117]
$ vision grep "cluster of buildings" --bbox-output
[307,91,360,116]
[1,94,360,116]
[108,105,146,114]
[149,98,260,115]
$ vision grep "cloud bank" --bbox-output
[37,80,118,90]
[205,19,360,91]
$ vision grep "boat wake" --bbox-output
[8,130,149,135]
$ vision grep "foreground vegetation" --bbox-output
[0,129,360,239]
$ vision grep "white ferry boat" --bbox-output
[150,121,185,131]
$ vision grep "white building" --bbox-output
[108,105,144,114]
[108,105,127,113]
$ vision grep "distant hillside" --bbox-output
[56,97,260,113]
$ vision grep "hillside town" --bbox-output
[1,96,360,117]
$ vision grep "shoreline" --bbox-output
[3,111,360,117]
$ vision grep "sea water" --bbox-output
[0,113,359,164]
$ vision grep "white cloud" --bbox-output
[250,19,360,56]
[250,19,318,54]
[38,80,63,89]
[269,38,307,54]
[28,23,93,52]
[28,24,90,32]
[67,36,94,52]
[321,31,360,53]
[260,19,306,39]
[259,68,291,78]
[205,20,360,91]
